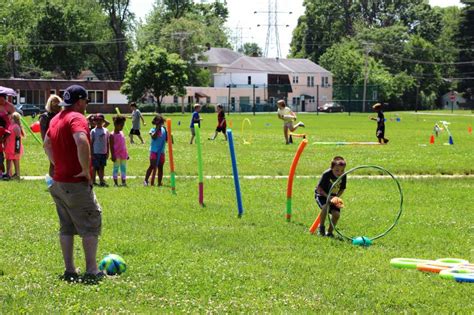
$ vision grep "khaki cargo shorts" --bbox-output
[49,181,102,237]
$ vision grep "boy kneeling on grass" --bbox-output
[315,156,347,237]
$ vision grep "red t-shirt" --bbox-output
[217,111,226,128]
[47,110,90,183]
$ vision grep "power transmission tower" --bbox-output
[254,1,292,58]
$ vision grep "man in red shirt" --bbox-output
[43,85,104,283]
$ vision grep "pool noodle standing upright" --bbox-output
[286,139,308,222]
[166,119,176,194]
[226,129,243,218]
[194,123,204,206]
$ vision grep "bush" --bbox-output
[138,103,156,113]
[165,105,178,113]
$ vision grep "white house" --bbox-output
[165,47,333,112]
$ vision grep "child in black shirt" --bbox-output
[370,103,389,144]
[315,156,347,237]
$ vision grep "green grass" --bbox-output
[1,111,473,312]
[19,111,474,177]
[1,178,473,312]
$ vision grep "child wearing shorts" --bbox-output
[277,99,304,144]
[110,115,128,186]
[209,104,227,141]
[91,114,109,186]
[144,114,167,186]
[189,104,202,144]
[315,156,347,237]
[370,103,389,144]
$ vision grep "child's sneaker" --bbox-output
[143,180,148,187]
[318,225,326,236]
[299,122,305,128]
[99,182,108,187]
[325,232,335,238]
[384,139,389,144]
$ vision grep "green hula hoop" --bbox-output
[326,165,404,242]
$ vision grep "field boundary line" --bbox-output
[19,174,474,181]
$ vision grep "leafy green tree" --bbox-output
[241,43,263,57]
[98,0,134,79]
[27,1,104,79]
[0,0,36,77]
[457,1,474,103]
[121,46,188,112]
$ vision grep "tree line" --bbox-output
[1,0,472,110]
[290,0,473,109]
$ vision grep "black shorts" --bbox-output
[216,126,226,133]
[376,126,385,139]
[316,195,340,213]
[92,154,107,169]
[0,152,4,165]
[130,128,141,136]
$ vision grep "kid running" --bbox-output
[144,114,167,186]
[91,114,109,186]
[370,103,389,144]
[315,156,347,237]
[109,115,128,186]
[209,104,227,141]
[277,99,304,144]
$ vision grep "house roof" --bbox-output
[197,48,243,66]
[221,56,331,74]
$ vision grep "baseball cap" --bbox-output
[60,85,89,106]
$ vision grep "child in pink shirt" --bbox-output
[4,112,24,179]
[109,115,129,186]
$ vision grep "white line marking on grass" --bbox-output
[20,174,474,181]
[409,112,474,117]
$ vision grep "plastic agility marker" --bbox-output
[241,118,252,144]
[166,119,176,194]
[19,116,42,144]
[195,123,204,206]
[324,165,403,245]
[115,107,130,133]
[288,132,306,144]
[227,129,243,218]
[390,257,474,283]
[286,139,308,222]
[313,141,380,145]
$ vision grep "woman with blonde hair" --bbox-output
[39,94,62,177]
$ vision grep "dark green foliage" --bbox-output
[121,46,188,113]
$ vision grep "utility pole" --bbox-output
[8,42,18,78]
[362,43,371,113]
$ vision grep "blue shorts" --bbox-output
[92,154,107,169]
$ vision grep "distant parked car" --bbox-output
[318,102,344,113]
[15,104,42,118]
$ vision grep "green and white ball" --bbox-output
[99,254,127,275]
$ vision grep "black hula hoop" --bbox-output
[326,165,403,241]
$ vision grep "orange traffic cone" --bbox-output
[429,135,435,144]
[468,126,472,135]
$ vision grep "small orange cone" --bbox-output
[229,120,233,128]
[468,126,472,135]
[429,135,435,144]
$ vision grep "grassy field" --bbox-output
[1,111,473,312]
[17,110,474,177]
